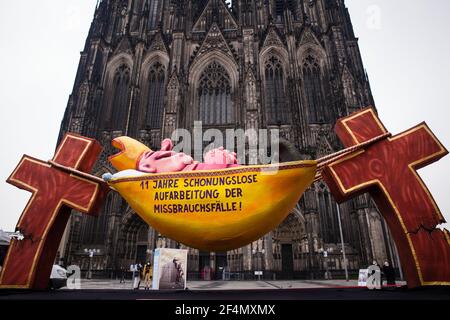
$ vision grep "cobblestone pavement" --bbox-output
[3,279,446,301]
[73,279,406,290]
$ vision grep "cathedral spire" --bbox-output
[192,0,238,32]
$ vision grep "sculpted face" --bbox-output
[138,139,194,173]
[204,147,237,165]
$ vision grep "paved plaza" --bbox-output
[2,278,449,301]
[70,279,405,290]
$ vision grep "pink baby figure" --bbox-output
[137,139,239,174]
[204,147,238,166]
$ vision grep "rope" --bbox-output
[316,132,391,166]
[48,160,108,185]
[313,132,391,182]
[48,132,391,186]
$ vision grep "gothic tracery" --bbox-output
[264,55,289,124]
[302,54,327,123]
[146,62,166,128]
[111,64,131,130]
[198,61,234,125]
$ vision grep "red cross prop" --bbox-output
[321,107,450,288]
[0,133,109,289]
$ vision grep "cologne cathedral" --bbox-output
[57,0,401,279]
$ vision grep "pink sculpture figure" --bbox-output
[138,139,239,173]
[104,137,240,181]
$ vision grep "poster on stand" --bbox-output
[152,248,188,290]
[358,269,369,287]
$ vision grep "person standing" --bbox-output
[119,266,126,284]
[143,262,153,290]
[133,263,142,290]
[382,261,396,286]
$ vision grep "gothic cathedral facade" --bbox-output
[58,0,400,279]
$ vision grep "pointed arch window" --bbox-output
[130,0,145,32]
[133,0,144,13]
[148,0,161,29]
[146,62,166,129]
[111,64,131,130]
[317,185,339,244]
[198,62,234,125]
[274,0,284,22]
[264,56,289,125]
[273,0,297,22]
[302,55,326,123]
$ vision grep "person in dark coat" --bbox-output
[382,261,396,286]
[119,266,126,283]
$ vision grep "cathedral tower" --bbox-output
[58,0,399,279]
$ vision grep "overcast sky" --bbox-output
[0,0,449,231]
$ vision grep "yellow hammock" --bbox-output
[107,161,316,252]
[48,132,387,252]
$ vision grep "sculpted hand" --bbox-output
[204,147,238,165]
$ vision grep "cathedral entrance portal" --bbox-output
[199,251,211,280]
[215,252,227,280]
[136,245,148,265]
[119,210,152,269]
[272,211,306,279]
[198,251,228,280]
[281,244,294,279]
